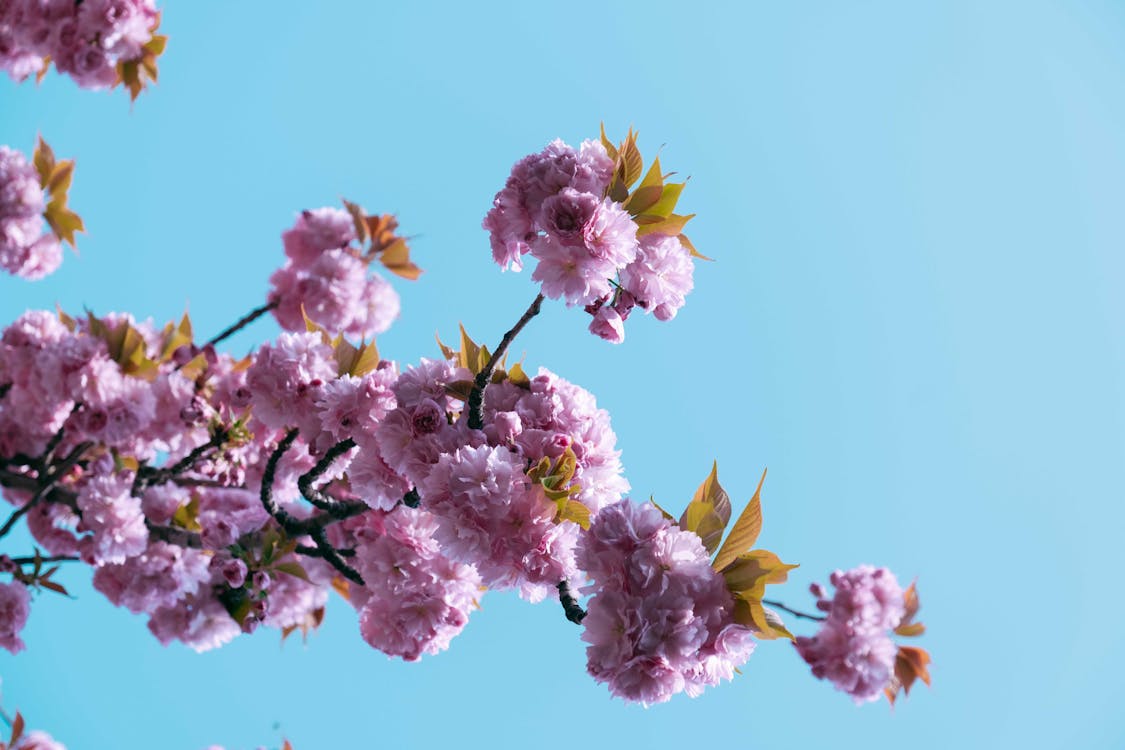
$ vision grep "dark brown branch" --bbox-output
[0,442,91,540]
[557,581,586,625]
[467,293,544,430]
[762,599,827,623]
[206,300,278,348]
[8,554,79,566]
[307,526,364,585]
[298,438,356,512]
[135,428,229,493]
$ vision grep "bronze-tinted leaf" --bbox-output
[678,461,732,555]
[711,468,766,572]
[33,135,56,185]
[342,199,369,244]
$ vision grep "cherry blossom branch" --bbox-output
[205,300,278,348]
[0,441,91,541]
[467,293,544,430]
[298,438,356,512]
[762,599,827,623]
[260,429,365,584]
[7,554,79,566]
[134,427,229,492]
[557,581,587,625]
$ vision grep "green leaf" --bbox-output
[33,136,55,186]
[635,213,695,238]
[625,184,664,216]
[599,122,618,161]
[555,497,592,529]
[274,561,311,582]
[342,199,369,244]
[646,182,685,218]
[46,160,74,199]
[678,461,732,554]
[507,361,531,388]
[379,237,422,280]
[711,468,766,572]
[722,549,798,598]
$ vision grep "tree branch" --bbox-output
[467,293,544,430]
[557,581,586,625]
[762,599,827,623]
[205,300,278,348]
[298,438,356,512]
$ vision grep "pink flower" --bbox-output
[93,542,210,614]
[577,500,755,705]
[588,305,625,343]
[351,506,482,661]
[282,207,356,267]
[246,332,336,432]
[794,565,906,704]
[619,233,695,321]
[0,579,30,653]
[75,472,149,565]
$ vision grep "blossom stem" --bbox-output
[467,293,545,430]
[205,300,278,348]
[762,599,827,623]
[557,581,586,625]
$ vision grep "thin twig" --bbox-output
[0,442,91,540]
[467,293,544,430]
[206,300,278,348]
[8,554,79,566]
[762,599,827,622]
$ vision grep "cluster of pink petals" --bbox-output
[0,298,632,662]
[270,208,400,339]
[0,145,61,280]
[11,729,66,750]
[794,565,906,704]
[0,578,30,652]
[576,500,755,705]
[0,0,158,88]
[484,139,698,343]
[343,506,481,661]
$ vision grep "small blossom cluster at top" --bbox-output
[270,203,419,342]
[483,131,700,344]
[0,0,164,96]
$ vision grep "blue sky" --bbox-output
[2,2,1124,748]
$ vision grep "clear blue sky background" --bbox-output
[2,2,1123,748]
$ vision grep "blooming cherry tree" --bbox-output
[0,11,932,747]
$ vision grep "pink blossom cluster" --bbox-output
[0,145,60,280]
[794,565,906,704]
[576,499,756,705]
[331,506,481,661]
[0,295,632,661]
[379,360,628,601]
[0,0,158,88]
[483,138,696,343]
[270,207,400,339]
[0,578,30,652]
